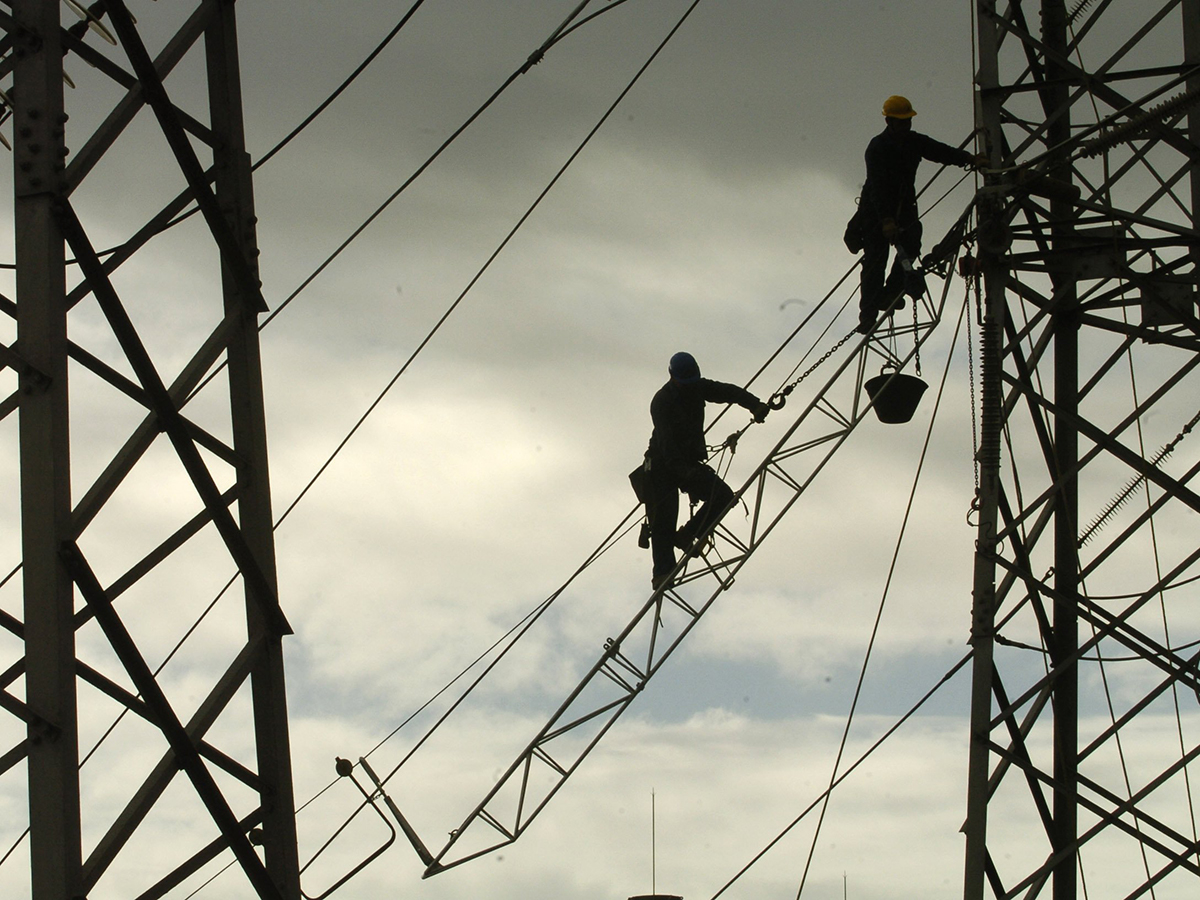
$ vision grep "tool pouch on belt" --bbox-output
[629,458,651,505]
[629,458,653,548]
[843,204,867,253]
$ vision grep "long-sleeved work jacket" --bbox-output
[861,127,973,224]
[646,378,760,470]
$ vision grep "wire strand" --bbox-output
[793,274,970,900]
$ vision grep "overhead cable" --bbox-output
[267,0,702,533]
[717,285,974,900]
[793,265,972,900]
[257,0,620,330]
[253,0,430,171]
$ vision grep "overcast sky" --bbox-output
[1,2,1188,900]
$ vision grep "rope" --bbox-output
[710,269,973,899]
[712,650,974,900]
[995,631,1200,663]
[791,285,971,900]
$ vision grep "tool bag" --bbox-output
[843,203,868,253]
[628,458,650,505]
[628,459,652,548]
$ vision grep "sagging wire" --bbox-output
[712,268,974,900]
[791,260,972,900]
[254,1,629,336]
[996,621,1200,659]
[335,0,711,769]
[262,2,719,886]
[1117,297,1200,863]
[189,512,649,900]
[178,3,631,407]
[265,0,693,544]
[0,8,674,846]
[368,509,643,780]
[254,0,431,171]
[711,652,973,900]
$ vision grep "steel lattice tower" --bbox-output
[1,3,299,898]
[965,2,1200,899]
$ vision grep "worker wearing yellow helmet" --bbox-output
[847,95,981,333]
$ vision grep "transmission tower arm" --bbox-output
[363,283,953,878]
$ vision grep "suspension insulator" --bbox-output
[1080,87,1200,158]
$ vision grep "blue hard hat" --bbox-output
[669,351,701,383]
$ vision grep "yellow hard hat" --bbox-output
[882,95,917,118]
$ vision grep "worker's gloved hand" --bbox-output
[881,218,900,244]
[971,153,989,170]
[752,402,770,423]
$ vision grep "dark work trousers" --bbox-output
[860,217,922,316]
[646,461,734,580]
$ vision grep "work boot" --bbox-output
[652,571,673,590]
[677,531,711,560]
[673,521,697,551]
[857,308,876,334]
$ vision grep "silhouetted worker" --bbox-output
[642,352,769,589]
[853,95,979,333]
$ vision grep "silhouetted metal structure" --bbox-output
[5,3,1199,900]
[2,3,299,898]
[965,1,1200,899]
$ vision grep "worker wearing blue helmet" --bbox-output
[641,352,768,589]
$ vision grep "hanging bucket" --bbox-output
[864,368,928,424]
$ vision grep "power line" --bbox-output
[252,0,429,172]
[717,290,975,900]
[268,0,700,531]
[256,0,627,331]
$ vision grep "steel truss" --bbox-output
[368,278,956,877]
[1,3,299,899]
[965,2,1200,899]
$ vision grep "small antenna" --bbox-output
[652,789,657,895]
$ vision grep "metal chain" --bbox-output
[912,294,922,377]
[710,327,858,457]
[717,204,978,457]
[769,328,859,409]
